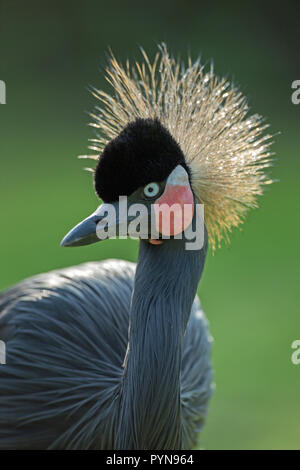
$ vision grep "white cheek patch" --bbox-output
[165,165,190,186]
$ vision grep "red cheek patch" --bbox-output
[154,184,194,236]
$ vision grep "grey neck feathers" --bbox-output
[116,234,207,450]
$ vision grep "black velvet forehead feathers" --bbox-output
[94,118,189,202]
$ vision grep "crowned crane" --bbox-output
[0,44,273,450]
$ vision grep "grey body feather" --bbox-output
[0,241,213,449]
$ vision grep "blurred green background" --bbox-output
[0,0,299,449]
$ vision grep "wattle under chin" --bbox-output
[149,239,163,245]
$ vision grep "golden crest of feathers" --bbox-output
[85,43,273,250]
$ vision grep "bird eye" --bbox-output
[143,182,160,198]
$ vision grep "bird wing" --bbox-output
[181,296,214,449]
[0,259,135,449]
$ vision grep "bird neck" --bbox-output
[116,235,207,449]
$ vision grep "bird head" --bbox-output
[61,118,197,247]
[61,44,273,250]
